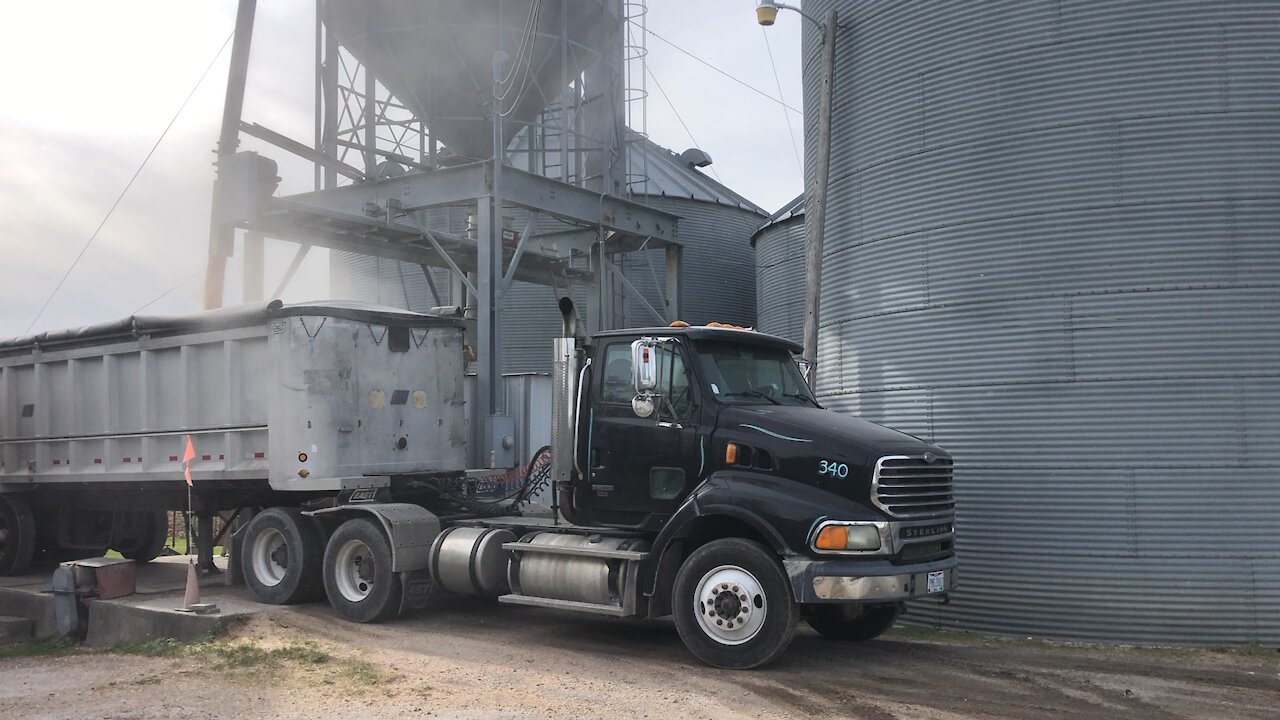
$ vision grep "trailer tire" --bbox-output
[672,537,798,669]
[240,508,324,604]
[117,511,170,563]
[323,518,401,624]
[0,494,37,576]
[805,603,901,641]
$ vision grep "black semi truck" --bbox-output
[0,299,956,668]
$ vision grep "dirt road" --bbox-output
[1,599,1277,719]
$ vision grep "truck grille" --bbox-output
[872,455,955,519]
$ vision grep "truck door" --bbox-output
[586,339,701,520]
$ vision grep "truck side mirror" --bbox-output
[631,395,655,418]
[631,340,659,392]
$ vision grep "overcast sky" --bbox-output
[0,0,803,337]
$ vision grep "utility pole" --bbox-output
[203,0,258,310]
[802,9,837,388]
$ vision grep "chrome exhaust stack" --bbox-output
[551,298,582,522]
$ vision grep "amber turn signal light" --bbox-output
[814,525,847,550]
[725,442,738,465]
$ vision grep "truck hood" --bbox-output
[717,405,936,456]
[713,404,948,511]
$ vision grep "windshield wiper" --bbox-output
[782,392,820,407]
[723,390,782,405]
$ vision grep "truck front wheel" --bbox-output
[240,508,324,604]
[323,518,401,623]
[672,537,798,669]
[805,603,902,641]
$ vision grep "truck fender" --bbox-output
[642,471,797,610]
[305,502,440,573]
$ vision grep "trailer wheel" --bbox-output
[323,518,401,623]
[805,603,901,641]
[240,508,324,604]
[116,511,170,563]
[672,537,798,669]
[0,494,37,576]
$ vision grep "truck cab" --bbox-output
[551,319,957,666]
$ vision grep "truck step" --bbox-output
[498,594,629,617]
[501,542,648,561]
[0,616,33,644]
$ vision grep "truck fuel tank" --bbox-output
[507,532,650,608]
[429,527,516,597]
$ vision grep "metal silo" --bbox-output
[801,0,1280,644]
[752,194,805,343]
[620,139,766,330]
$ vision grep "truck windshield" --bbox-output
[693,340,818,407]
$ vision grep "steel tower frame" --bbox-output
[203,0,681,467]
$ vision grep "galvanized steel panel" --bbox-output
[332,196,765,372]
[622,197,763,330]
[801,0,1280,645]
[754,214,805,343]
[0,305,467,488]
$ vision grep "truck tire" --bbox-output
[323,518,401,624]
[672,537,798,669]
[117,511,170,563]
[805,603,901,641]
[0,494,37,576]
[240,508,324,604]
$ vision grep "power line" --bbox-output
[645,66,721,182]
[761,28,802,174]
[133,240,243,314]
[645,27,802,115]
[25,31,235,334]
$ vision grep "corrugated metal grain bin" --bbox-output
[0,301,467,492]
[797,0,1280,645]
[752,194,805,343]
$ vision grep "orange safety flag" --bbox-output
[182,434,196,487]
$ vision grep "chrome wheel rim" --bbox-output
[333,538,375,603]
[251,527,288,587]
[694,564,767,645]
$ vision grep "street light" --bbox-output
[757,1,839,389]
[755,1,824,29]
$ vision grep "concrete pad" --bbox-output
[0,586,57,638]
[83,586,266,647]
[1,555,279,646]
[0,615,33,643]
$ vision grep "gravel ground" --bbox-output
[1,598,1277,719]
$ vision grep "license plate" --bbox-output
[927,571,946,594]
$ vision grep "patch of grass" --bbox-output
[112,637,189,657]
[205,641,270,669]
[203,640,332,670]
[339,659,399,686]
[0,636,79,661]
[270,642,333,666]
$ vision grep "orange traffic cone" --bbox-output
[175,560,218,614]
[183,559,200,609]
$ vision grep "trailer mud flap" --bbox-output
[398,569,434,616]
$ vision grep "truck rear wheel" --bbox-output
[116,511,170,563]
[323,518,401,623]
[672,537,798,669]
[805,603,902,641]
[0,494,36,576]
[240,508,324,604]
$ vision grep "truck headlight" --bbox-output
[812,521,884,552]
